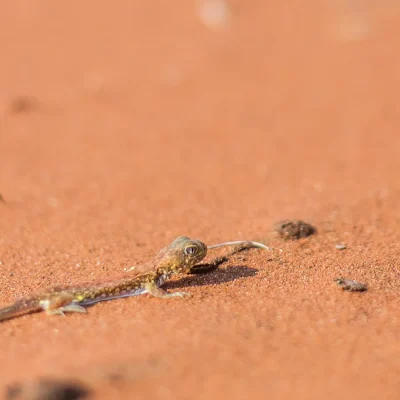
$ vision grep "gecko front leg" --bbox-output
[144,283,191,299]
[39,294,87,316]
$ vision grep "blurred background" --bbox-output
[1,1,400,398]
[1,0,400,238]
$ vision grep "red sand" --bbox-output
[1,1,400,398]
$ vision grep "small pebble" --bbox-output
[335,244,347,250]
[334,277,368,292]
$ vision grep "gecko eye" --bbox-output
[184,245,198,256]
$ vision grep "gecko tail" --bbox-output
[0,298,41,322]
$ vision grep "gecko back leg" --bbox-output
[39,294,87,316]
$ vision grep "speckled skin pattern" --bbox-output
[0,236,207,322]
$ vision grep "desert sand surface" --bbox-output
[1,1,400,399]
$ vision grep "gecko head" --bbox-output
[164,236,207,274]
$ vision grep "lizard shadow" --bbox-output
[164,265,258,290]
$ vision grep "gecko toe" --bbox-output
[46,309,66,317]
[176,291,191,298]
[46,304,87,316]
[60,304,88,314]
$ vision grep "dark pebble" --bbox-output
[334,277,368,292]
[274,219,316,240]
[6,378,91,400]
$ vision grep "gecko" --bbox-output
[0,236,270,322]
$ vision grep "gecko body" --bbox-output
[0,236,269,322]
